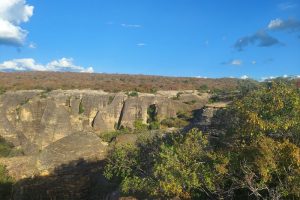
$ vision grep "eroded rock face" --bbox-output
[0,132,108,179]
[0,90,209,155]
[36,132,108,173]
[0,90,212,199]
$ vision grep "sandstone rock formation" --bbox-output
[0,90,225,199]
[0,90,209,155]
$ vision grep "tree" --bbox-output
[227,136,300,199]
[104,129,229,199]
[103,81,300,199]
[228,81,300,145]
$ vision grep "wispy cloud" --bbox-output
[234,30,280,51]
[121,23,142,28]
[136,43,146,47]
[278,2,297,10]
[195,76,208,79]
[260,74,300,81]
[222,59,243,66]
[0,58,94,73]
[28,42,36,49]
[0,0,34,46]
[268,18,300,32]
[231,59,243,65]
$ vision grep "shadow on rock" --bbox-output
[11,159,118,200]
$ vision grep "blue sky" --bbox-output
[0,0,300,79]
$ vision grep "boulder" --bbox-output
[36,131,108,173]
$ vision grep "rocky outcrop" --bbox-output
[0,131,108,179]
[0,90,227,200]
[0,90,209,155]
[36,132,108,174]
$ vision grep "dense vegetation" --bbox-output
[104,81,300,199]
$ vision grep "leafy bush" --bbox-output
[99,128,131,143]
[227,136,300,199]
[127,91,138,97]
[147,104,160,130]
[198,84,208,92]
[148,121,160,130]
[0,137,13,157]
[104,129,228,199]
[0,87,5,95]
[208,95,221,103]
[79,100,85,114]
[228,81,300,144]
[176,111,191,121]
[160,117,189,128]
[133,119,148,131]
[171,92,183,100]
[149,88,157,94]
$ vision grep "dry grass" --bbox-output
[0,72,240,92]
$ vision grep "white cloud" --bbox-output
[268,18,283,29]
[222,59,243,66]
[121,23,141,28]
[0,0,33,46]
[278,2,297,10]
[251,60,257,65]
[0,58,94,73]
[136,43,146,47]
[28,42,36,49]
[267,18,300,31]
[240,75,249,79]
[195,76,208,79]
[231,59,243,66]
[260,76,277,81]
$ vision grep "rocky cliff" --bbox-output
[0,90,209,173]
[0,90,215,199]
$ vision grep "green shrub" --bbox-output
[79,100,85,114]
[149,121,160,130]
[0,87,5,95]
[150,88,157,94]
[0,137,13,157]
[104,129,227,199]
[176,111,191,121]
[98,127,133,143]
[171,92,183,100]
[198,84,208,92]
[127,91,138,97]
[160,117,189,128]
[208,95,221,103]
[133,119,148,131]
[99,131,122,143]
